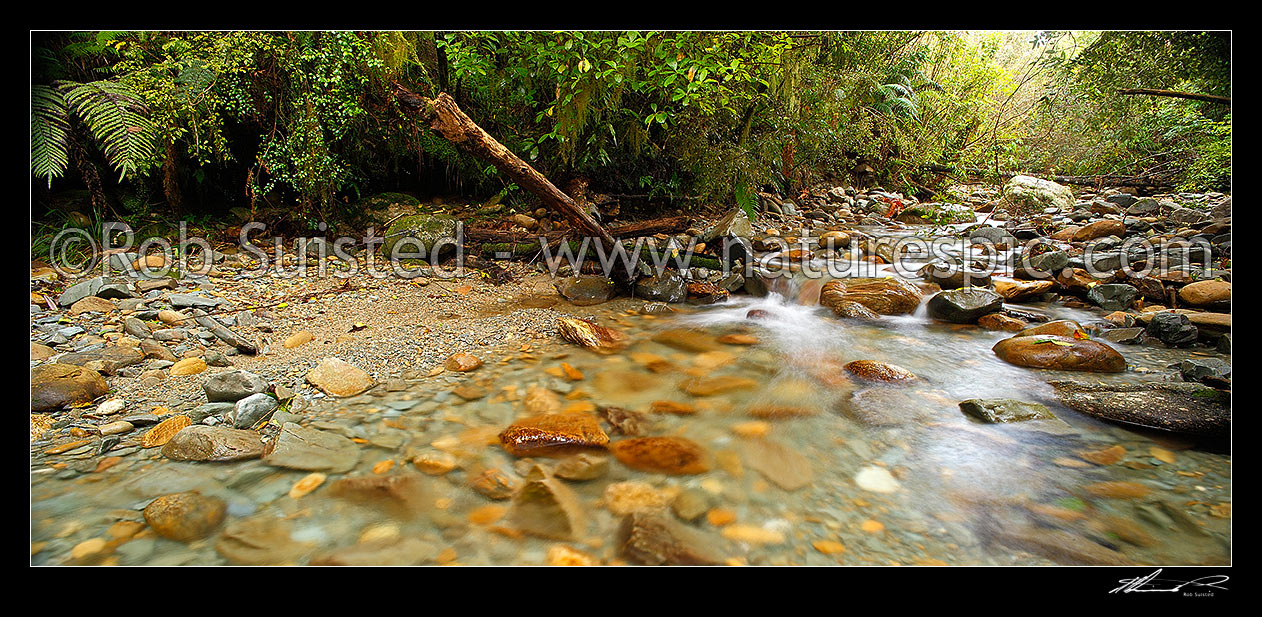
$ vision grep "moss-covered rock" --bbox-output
[380,214,460,259]
[1000,175,1075,217]
[358,192,421,212]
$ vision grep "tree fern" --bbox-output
[31,85,71,186]
[60,80,157,181]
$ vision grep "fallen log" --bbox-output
[394,87,615,249]
[1117,88,1230,106]
[464,215,692,245]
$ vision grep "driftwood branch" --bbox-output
[1117,88,1231,106]
[394,86,616,249]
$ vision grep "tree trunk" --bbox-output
[395,87,616,250]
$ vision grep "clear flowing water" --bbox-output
[31,264,1231,566]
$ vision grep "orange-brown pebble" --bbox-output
[609,436,710,475]
[499,413,610,457]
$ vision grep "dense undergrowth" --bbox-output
[31,30,1230,259]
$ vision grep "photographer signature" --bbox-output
[1110,569,1229,594]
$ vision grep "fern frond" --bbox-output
[31,85,71,186]
[61,80,157,181]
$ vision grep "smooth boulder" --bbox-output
[992,335,1126,372]
[927,288,1004,323]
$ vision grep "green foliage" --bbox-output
[31,80,157,185]
[31,85,71,185]
[1009,31,1231,190]
[30,30,1230,223]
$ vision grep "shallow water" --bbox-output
[31,265,1231,566]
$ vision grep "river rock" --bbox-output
[619,511,725,565]
[309,537,437,566]
[978,313,1027,332]
[1025,249,1069,274]
[993,335,1126,372]
[557,318,627,351]
[380,213,459,258]
[263,422,361,473]
[203,370,268,402]
[1178,280,1230,308]
[499,413,610,457]
[919,261,991,289]
[329,473,429,516]
[959,398,1058,423]
[819,277,922,315]
[1001,175,1075,215]
[741,437,813,490]
[143,491,227,542]
[215,516,315,565]
[829,300,881,320]
[169,293,223,309]
[555,275,616,306]
[444,352,483,372]
[987,519,1133,566]
[1050,380,1229,436]
[229,393,279,428]
[68,296,114,315]
[927,288,1003,323]
[819,230,851,249]
[843,360,916,383]
[970,226,1016,246]
[58,346,145,375]
[161,425,265,462]
[1086,283,1138,311]
[169,357,208,376]
[1144,312,1198,346]
[699,208,752,242]
[306,357,374,396]
[634,271,687,303]
[1179,358,1231,384]
[508,465,586,540]
[1100,327,1145,344]
[609,436,710,475]
[1073,220,1127,242]
[1018,320,1086,338]
[31,363,108,411]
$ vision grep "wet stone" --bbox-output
[229,393,278,429]
[263,422,361,473]
[30,364,108,412]
[844,360,916,383]
[215,516,315,565]
[508,465,587,540]
[499,414,610,457]
[203,370,268,402]
[143,491,227,542]
[958,399,1057,424]
[329,473,429,517]
[620,511,726,566]
[609,436,710,475]
[161,425,265,462]
[992,335,1126,372]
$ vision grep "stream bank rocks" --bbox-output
[160,425,265,462]
[305,357,374,397]
[31,364,108,411]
